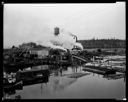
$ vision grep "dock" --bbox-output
[4,59,71,67]
[16,68,50,82]
[4,59,71,72]
[3,68,50,94]
[112,67,125,73]
[3,81,23,93]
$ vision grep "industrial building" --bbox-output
[29,47,50,59]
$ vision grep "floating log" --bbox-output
[83,68,106,75]
[83,65,116,75]
[103,73,125,80]
[66,73,91,78]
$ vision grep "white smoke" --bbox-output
[50,28,83,50]
[37,40,67,52]
[51,46,67,52]
[36,28,83,51]
[74,42,83,50]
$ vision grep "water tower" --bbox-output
[54,27,59,36]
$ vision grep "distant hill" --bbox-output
[77,39,126,49]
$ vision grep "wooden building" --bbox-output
[29,47,50,59]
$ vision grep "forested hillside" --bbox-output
[78,39,125,49]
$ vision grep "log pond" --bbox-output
[3,55,126,99]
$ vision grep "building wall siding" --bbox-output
[30,49,49,59]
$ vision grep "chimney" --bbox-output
[54,27,59,36]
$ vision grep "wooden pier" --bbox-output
[16,68,50,82]
[112,67,126,73]
[3,68,50,94]
[4,59,71,72]
[3,81,23,93]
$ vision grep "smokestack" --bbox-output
[54,27,59,36]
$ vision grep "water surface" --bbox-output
[4,55,126,99]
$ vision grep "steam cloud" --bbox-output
[37,28,83,51]
[4,5,83,50]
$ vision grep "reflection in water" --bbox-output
[3,64,126,99]
[50,77,77,92]
[23,75,49,86]
[15,95,21,99]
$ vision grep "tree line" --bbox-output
[77,39,125,49]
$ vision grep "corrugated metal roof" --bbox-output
[30,47,50,51]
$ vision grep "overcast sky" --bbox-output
[4,2,126,48]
